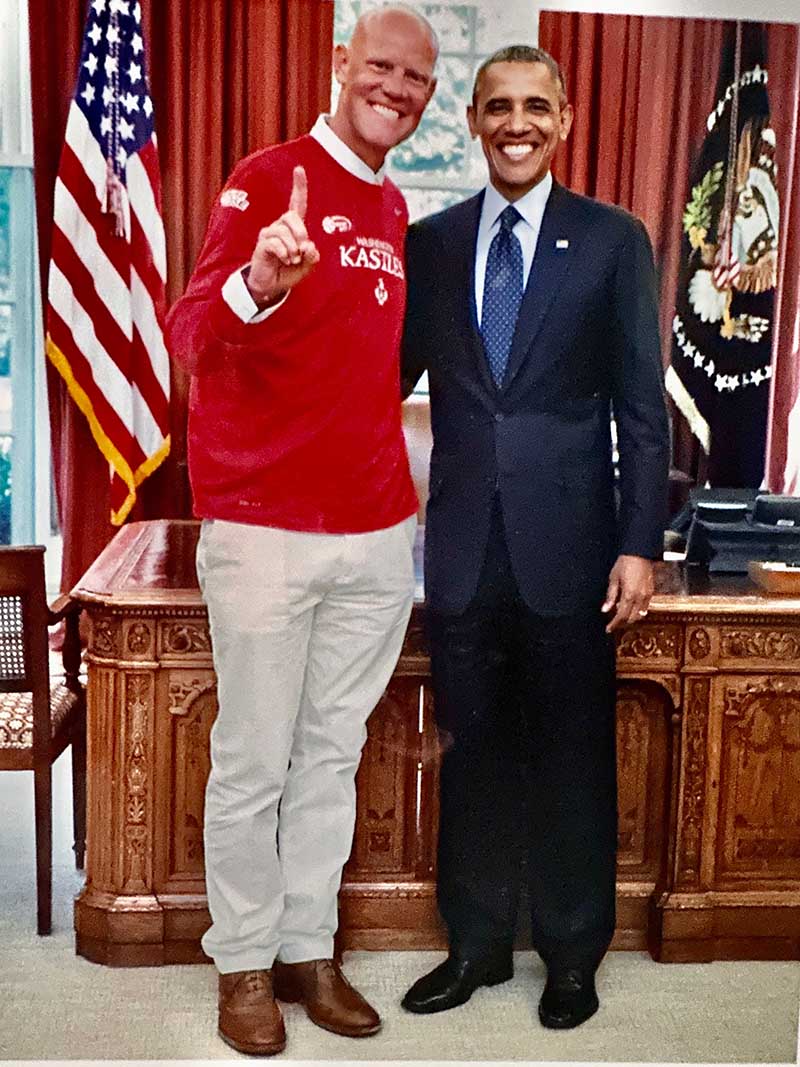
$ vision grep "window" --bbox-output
[0,166,42,546]
[0,0,54,565]
[333,0,537,216]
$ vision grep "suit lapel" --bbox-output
[440,191,497,395]
[501,182,584,393]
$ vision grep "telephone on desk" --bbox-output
[684,490,800,574]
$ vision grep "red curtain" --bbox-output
[29,0,334,590]
[538,12,800,491]
[764,25,800,493]
[539,13,723,483]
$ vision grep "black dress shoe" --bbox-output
[538,968,599,1029]
[401,952,514,1014]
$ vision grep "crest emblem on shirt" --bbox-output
[220,188,250,212]
[374,277,388,306]
[323,214,353,234]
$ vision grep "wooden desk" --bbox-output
[72,519,800,965]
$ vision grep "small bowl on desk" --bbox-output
[748,560,800,593]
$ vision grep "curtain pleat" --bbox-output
[764,23,800,493]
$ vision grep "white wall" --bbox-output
[420,0,800,45]
[537,0,800,23]
[406,0,800,42]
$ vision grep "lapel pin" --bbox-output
[555,239,569,249]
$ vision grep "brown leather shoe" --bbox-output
[273,958,381,1037]
[218,969,286,1056]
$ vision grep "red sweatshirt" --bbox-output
[166,129,417,533]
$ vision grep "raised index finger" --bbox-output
[288,165,307,220]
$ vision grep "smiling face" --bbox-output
[467,60,573,202]
[329,8,438,172]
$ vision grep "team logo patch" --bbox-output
[374,278,388,306]
[322,214,352,234]
[220,188,250,211]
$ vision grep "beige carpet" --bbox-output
[0,753,798,1065]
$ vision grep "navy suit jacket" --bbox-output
[402,181,671,617]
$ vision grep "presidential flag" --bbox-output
[666,21,779,488]
[46,0,170,524]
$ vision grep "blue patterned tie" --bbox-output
[481,205,524,387]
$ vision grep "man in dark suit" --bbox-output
[400,45,670,1029]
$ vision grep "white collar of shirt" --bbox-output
[475,172,553,325]
[480,171,553,239]
[310,114,386,186]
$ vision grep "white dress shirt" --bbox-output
[475,171,553,327]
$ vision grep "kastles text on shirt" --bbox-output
[339,236,404,280]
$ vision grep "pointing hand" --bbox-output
[245,166,320,307]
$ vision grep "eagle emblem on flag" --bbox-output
[682,117,778,343]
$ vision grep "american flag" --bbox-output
[45,0,170,525]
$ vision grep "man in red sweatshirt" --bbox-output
[166,6,437,1056]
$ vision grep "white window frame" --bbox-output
[0,0,58,583]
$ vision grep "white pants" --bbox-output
[196,516,416,974]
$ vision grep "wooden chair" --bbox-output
[0,546,86,935]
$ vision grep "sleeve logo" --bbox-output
[322,214,353,234]
[220,189,250,211]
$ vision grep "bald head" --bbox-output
[352,4,439,59]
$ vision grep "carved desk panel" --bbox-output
[72,521,800,964]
